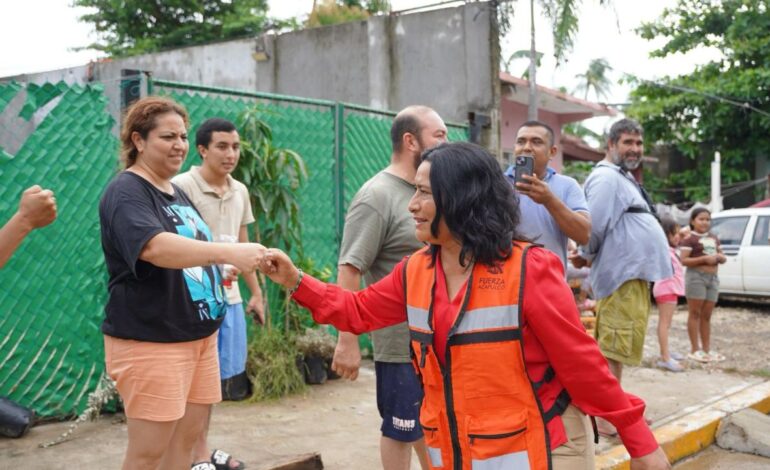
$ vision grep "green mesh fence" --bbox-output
[155,82,468,330]
[157,89,338,270]
[153,83,339,332]
[0,81,117,418]
[0,77,466,418]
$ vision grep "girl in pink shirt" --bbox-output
[653,217,686,372]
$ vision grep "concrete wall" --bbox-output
[257,2,498,134]
[3,2,498,145]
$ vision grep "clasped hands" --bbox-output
[227,245,300,290]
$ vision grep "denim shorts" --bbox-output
[375,361,424,442]
[685,269,719,303]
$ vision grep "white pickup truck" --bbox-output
[709,207,770,297]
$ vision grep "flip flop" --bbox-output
[192,463,216,470]
[211,449,246,470]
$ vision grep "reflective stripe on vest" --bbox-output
[428,446,443,468]
[472,450,530,470]
[454,305,519,334]
[407,305,431,332]
[404,243,553,470]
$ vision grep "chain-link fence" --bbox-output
[0,77,467,418]
[0,80,117,418]
[152,79,468,269]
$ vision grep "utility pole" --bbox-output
[527,0,538,120]
[711,151,722,213]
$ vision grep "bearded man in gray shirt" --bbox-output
[572,118,671,436]
[333,105,447,470]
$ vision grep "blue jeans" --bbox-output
[218,303,247,380]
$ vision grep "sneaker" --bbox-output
[706,350,726,362]
[687,350,711,363]
[656,358,684,372]
[670,351,685,361]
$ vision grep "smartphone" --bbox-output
[514,155,534,185]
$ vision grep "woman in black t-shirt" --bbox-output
[99,97,265,470]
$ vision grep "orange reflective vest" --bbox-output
[406,242,569,470]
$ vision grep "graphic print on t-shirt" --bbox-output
[699,236,717,256]
[166,204,227,320]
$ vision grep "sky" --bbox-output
[0,0,721,129]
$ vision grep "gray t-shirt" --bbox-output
[338,171,424,362]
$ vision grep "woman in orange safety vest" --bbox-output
[259,142,670,470]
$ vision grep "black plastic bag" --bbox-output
[0,396,35,438]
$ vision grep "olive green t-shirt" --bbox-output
[338,171,424,362]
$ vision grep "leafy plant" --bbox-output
[306,0,389,27]
[280,257,334,333]
[626,0,770,204]
[561,161,595,185]
[233,106,338,399]
[497,0,614,119]
[246,328,306,400]
[232,105,310,331]
[574,58,613,101]
[74,0,292,57]
[234,106,307,255]
[39,373,119,448]
[504,49,544,77]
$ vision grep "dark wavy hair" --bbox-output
[689,207,711,230]
[421,142,525,268]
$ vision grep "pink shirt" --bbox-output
[653,246,684,297]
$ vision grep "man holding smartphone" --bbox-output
[504,120,591,269]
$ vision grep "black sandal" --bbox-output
[191,463,216,470]
[211,449,246,470]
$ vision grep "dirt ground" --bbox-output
[642,297,770,375]
[1,298,768,470]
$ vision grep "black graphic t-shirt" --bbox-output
[99,172,226,342]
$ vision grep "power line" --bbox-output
[651,177,766,194]
[623,73,770,118]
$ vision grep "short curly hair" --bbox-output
[119,96,189,168]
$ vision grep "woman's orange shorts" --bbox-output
[104,333,222,422]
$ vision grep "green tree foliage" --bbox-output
[74,0,284,56]
[561,161,596,185]
[496,0,612,118]
[536,0,612,65]
[504,49,544,77]
[626,0,770,201]
[306,0,389,27]
[574,58,613,100]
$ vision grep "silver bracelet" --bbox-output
[288,269,304,295]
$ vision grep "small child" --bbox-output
[653,216,685,372]
[680,208,727,362]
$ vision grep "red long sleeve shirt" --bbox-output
[292,246,658,458]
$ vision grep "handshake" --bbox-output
[222,244,300,291]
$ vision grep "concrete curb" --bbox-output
[595,379,770,469]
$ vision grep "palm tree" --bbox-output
[516,0,613,119]
[504,49,543,77]
[574,58,614,101]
